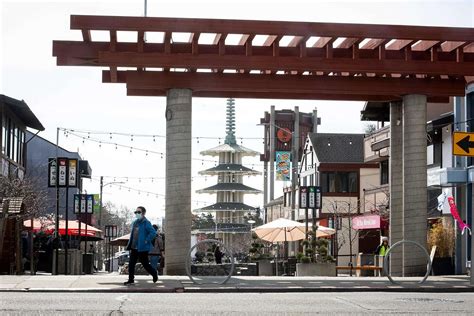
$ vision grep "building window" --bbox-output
[1,115,25,166]
[380,160,389,185]
[321,172,358,193]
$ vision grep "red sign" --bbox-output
[352,215,381,230]
[277,128,292,143]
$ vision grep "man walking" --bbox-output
[124,206,158,285]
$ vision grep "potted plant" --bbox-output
[428,220,455,275]
[249,233,273,276]
[296,226,336,276]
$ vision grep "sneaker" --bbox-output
[153,274,158,283]
[123,280,135,286]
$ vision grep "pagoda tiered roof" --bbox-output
[197,183,261,194]
[194,202,259,212]
[199,164,260,176]
[200,143,259,157]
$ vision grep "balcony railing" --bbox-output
[364,126,390,163]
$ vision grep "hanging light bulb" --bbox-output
[99,141,102,148]
[130,147,133,153]
[82,138,85,144]
[197,137,200,144]
[153,136,156,142]
[87,132,90,139]
[131,135,134,142]
[145,150,148,156]
[110,133,113,139]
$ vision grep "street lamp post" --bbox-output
[97,176,125,270]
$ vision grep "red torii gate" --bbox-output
[53,15,474,276]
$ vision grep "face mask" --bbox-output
[135,213,142,219]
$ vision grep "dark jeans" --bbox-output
[128,249,157,282]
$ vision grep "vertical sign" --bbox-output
[74,194,80,214]
[86,195,94,214]
[314,186,322,209]
[80,195,86,214]
[68,159,78,187]
[48,158,57,187]
[299,186,308,208]
[275,151,291,181]
[58,158,68,187]
[93,194,101,214]
[308,186,316,208]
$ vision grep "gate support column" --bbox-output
[402,94,428,276]
[165,89,192,275]
[389,101,403,276]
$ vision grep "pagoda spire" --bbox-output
[225,98,236,145]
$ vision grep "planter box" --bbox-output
[432,257,454,275]
[257,260,274,276]
[296,262,336,276]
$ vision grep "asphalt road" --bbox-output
[1,292,473,315]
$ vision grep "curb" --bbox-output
[0,287,182,293]
[182,287,474,293]
[0,286,472,293]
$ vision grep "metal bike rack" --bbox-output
[383,239,432,285]
[185,239,235,285]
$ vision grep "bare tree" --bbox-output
[0,175,48,217]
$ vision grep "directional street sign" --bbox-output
[453,132,474,156]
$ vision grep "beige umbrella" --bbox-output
[253,218,335,242]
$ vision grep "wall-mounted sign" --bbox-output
[48,157,79,188]
[352,215,381,230]
[277,128,292,143]
[275,151,291,181]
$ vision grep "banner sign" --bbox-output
[48,158,57,187]
[299,186,308,208]
[93,194,101,214]
[68,159,78,187]
[308,186,322,209]
[48,157,79,188]
[105,225,118,238]
[352,215,381,230]
[275,151,291,181]
[58,158,68,187]
[74,194,96,214]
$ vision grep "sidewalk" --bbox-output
[1,274,473,293]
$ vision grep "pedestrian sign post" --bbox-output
[453,132,474,156]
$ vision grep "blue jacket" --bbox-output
[126,218,155,252]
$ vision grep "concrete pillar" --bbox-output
[402,94,428,276]
[389,101,403,276]
[165,89,192,275]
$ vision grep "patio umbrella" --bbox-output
[110,233,130,247]
[23,219,102,238]
[253,218,335,242]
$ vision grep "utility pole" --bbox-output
[98,176,104,270]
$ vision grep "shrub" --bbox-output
[427,220,454,258]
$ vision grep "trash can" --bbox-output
[82,253,94,274]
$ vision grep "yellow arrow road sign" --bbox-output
[453,132,474,156]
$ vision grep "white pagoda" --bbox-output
[195,98,261,250]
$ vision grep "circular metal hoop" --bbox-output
[383,239,432,285]
[185,239,235,285]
